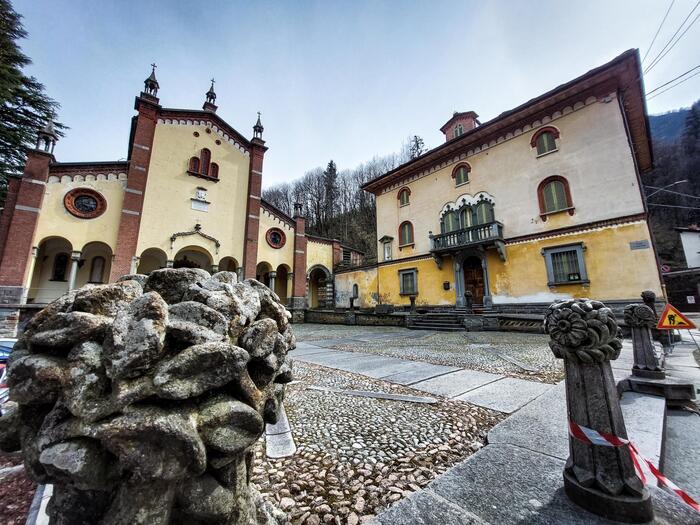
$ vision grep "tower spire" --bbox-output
[203,77,218,112]
[141,63,160,100]
[253,111,264,140]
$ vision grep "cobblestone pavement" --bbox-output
[293,324,564,383]
[251,361,504,524]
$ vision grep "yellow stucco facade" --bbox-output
[137,122,250,265]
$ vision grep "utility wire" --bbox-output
[642,0,676,63]
[646,187,700,200]
[646,64,700,94]
[645,2,700,73]
[648,203,700,210]
[646,11,700,74]
[647,69,700,99]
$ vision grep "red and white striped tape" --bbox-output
[568,420,700,513]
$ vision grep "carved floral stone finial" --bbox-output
[544,299,621,363]
[624,303,657,329]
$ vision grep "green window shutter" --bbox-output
[536,132,556,155]
[544,181,566,212]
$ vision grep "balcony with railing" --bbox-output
[430,221,504,253]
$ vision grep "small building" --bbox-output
[335,50,663,314]
[0,69,362,335]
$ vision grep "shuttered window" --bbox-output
[536,131,557,155]
[399,269,417,295]
[543,244,588,285]
[543,180,567,212]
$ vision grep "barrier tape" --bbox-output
[568,420,700,513]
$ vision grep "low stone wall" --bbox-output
[304,309,407,327]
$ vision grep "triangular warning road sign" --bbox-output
[656,303,696,330]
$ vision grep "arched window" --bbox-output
[200,148,211,175]
[454,124,464,138]
[537,176,574,220]
[452,163,470,186]
[398,187,410,206]
[89,256,105,283]
[188,156,200,173]
[474,201,494,225]
[442,211,459,233]
[531,126,560,155]
[399,221,414,246]
[52,253,69,281]
[352,283,359,298]
[459,206,473,229]
[209,162,219,179]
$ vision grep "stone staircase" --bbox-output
[406,310,465,331]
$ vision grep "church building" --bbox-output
[334,50,664,315]
[0,67,361,335]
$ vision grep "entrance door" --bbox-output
[463,256,485,305]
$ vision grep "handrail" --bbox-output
[430,221,503,251]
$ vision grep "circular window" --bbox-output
[266,228,286,249]
[64,188,107,219]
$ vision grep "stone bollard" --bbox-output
[640,290,657,318]
[409,295,417,313]
[544,299,653,523]
[624,303,665,379]
[0,269,293,525]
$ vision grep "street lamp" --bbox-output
[645,179,689,199]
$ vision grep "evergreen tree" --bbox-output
[322,160,338,234]
[681,104,700,156]
[408,135,426,159]
[0,0,63,202]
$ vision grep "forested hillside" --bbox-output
[262,137,426,261]
[645,100,700,267]
[649,106,690,144]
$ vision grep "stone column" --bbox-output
[544,299,652,523]
[130,256,140,275]
[210,264,219,274]
[454,259,464,307]
[624,304,665,379]
[20,247,39,304]
[268,271,277,293]
[236,267,244,281]
[481,257,492,308]
[166,260,174,268]
[68,251,82,291]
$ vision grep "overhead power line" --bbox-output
[646,64,700,94]
[646,187,700,200]
[648,203,700,210]
[647,69,700,100]
[642,0,676,63]
[644,1,700,73]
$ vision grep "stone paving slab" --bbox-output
[381,363,461,385]
[411,369,503,398]
[360,358,432,379]
[664,410,700,501]
[454,377,553,414]
[384,443,699,524]
[291,345,336,357]
[371,487,487,524]
[340,355,415,376]
[294,350,361,366]
[487,381,568,458]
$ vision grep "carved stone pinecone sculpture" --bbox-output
[0,268,293,525]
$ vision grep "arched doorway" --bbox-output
[463,256,485,306]
[308,265,331,309]
[174,245,213,272]
[256,262,272,287]
[28,237,73,304]
[137,248,168,274]
[275,264,290,303]
[219,256,239,273]
[76,242,113,288]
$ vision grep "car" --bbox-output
[0,338,16,415]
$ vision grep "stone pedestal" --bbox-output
[545,299,653,523]
[625,304,665,379]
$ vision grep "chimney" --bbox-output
[440,111,479,142]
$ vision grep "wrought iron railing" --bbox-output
[430,221,504,251]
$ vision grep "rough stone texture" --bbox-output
[0,273,293,524]
[624,303,665,378]
[544,298,653,523]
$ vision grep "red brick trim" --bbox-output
[266,227,286,249]
[451,162,471,180]
[109,98,159,280]
[397,187,411,200]
[530,126,560,148]
[63,188,107,219]
[537,175,574,221]
[0,151,52,286]
[0,177,21,259]
[398,221,414,247]
[243,140,267,279]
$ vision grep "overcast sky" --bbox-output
[14,0,700,187]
